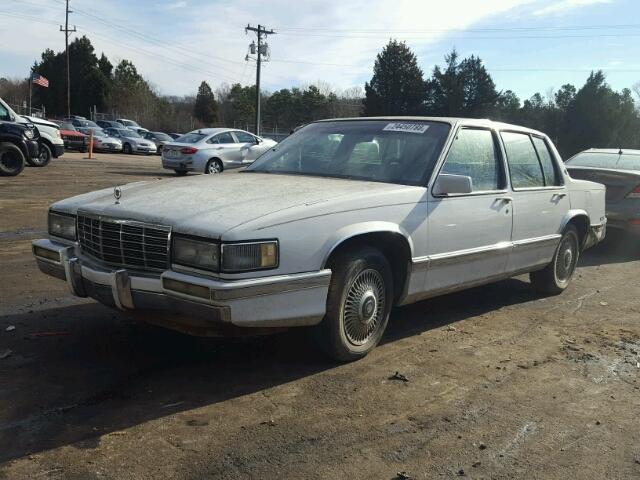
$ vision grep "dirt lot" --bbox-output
[1,152,639,479]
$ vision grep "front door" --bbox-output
[426,127,513,293]
[500,132,570,272]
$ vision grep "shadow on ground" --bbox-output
[0,277,540,463]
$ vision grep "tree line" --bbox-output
[364,40,640,157]
[1,35,639,157]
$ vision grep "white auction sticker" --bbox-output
[382,122,430,134]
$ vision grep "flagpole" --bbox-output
[29,73,32,116]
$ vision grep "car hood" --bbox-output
[52,173,412,238]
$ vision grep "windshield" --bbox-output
[154,132,172,141]
[119,128,141,138]
[246,120,451,185]
[119,120,138,127]
[567,152,640,171]
[176,132,206,144]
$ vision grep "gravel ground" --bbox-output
[1,152,639,479]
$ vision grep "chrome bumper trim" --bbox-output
[32,239,331,328]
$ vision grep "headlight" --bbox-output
[172,237,278,273]
[172,236,220,272]
[221,241,278,272]
[48,211,76,240]
[23,128,35,139]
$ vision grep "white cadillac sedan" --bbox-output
[161,128,277,175]
[33,117,606,361]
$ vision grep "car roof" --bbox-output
[315,116,547,137]
[575,148,640,155]
[187,128,237,135]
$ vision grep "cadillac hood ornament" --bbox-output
[114,186,122,204]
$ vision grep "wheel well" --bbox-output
[325,232,411,303]
[566,215,590,248]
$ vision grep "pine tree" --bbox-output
[364,40,426,115]
[193,81,218,124]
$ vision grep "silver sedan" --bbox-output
[161,128,277,175]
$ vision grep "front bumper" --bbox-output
[53,144,65,158]
[32,239,331,333]
[26,139,39,161]
[133,144,156,154]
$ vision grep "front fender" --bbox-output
[321,221,415,267]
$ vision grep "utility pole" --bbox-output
[245,24,275,136]
[60,0,76,118]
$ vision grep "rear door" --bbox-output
[426,127,513,293]
[501,132,569,272]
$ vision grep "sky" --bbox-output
[1,0,639,102]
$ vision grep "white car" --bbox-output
[104,127,156,155]
[32,117,606,361]
[18,115,65,166]
[161,128,277,175]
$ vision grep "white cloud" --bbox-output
[533,0,612,16]
[9,0,614,97]
[161,1,187,10]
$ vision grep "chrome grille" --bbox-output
[77,215,170,271]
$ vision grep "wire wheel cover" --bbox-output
[342,268,386,346]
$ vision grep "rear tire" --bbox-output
[0,142,26,176]
[314,246,393,362]
[28,142,51,167]
[205,159,223,174]
[530,225,580,295]
[174,169,188,176]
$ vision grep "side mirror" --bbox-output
[433,174,473,196]
[255,137,262,144]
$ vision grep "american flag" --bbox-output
[32,73,49,88]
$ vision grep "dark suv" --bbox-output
[0,102,40,176]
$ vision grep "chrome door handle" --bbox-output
[496,197,513,203]
[554,192,567,198]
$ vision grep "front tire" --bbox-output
[0,142,26,176]
[315,246,393,362]
[174,169,188,176]
[530,225,580,295]
[123,143,132,155]
[29,142,51,167]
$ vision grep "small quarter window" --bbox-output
[440,128,502,192]
[502,132,545,188]
[532,136,560,186]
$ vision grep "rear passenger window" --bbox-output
[531,137,560,186]
[501,132,544,188]
[441,128,501,191]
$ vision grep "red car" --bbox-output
[52,121,88,152]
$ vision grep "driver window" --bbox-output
[440,128,502,192]
[234,131,256,143]
[0,104,10,121]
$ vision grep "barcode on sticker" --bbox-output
[382,123,429,134]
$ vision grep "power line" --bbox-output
[275,23,640,33]
[49,0,250,79]
[275,31,640,40]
